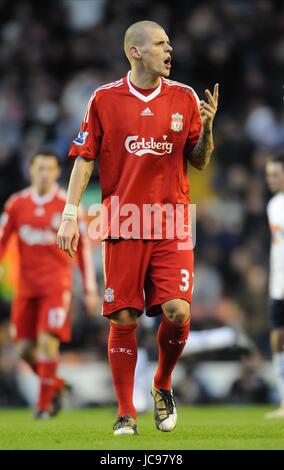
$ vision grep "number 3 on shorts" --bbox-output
[179,268,194,294]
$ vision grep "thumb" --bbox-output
[72,231,80,252]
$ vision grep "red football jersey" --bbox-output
[68,72,202,239]
[0,185,96,298]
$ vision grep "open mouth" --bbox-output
[164,57,171,68]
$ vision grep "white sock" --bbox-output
[272,352,284,406]
[183,327,236,355]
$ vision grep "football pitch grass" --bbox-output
[0,405,284,450]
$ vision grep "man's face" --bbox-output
[138,27,173,77]
[29,156,60,193]
[266,161,284,193]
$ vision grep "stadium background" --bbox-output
[0,0,283,410]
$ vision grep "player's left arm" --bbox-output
[189,83,219,171]
[76,210,99,316]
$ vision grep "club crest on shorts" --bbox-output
[104,287,114,303]
[171,113,183,132]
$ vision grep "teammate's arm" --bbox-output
[76,211,99,315]
[57,157,94,258]
[0,198,17,262]
[189,83,218,171]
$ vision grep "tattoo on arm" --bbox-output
[189,127,214,170]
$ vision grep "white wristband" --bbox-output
[62,203,78,221]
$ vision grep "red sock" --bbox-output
[154,315,190,391]
[108,321,137,418]
[53,376,65,392]
[36,360,64,411]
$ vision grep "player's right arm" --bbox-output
[57,157,94,258]
[57,90,102,258]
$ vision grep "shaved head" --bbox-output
[123,20,172,84]
[124,20,164,62]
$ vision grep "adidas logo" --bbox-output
[141,107,154,116]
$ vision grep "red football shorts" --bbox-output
[102,238,194,317]
[11,290,72,342]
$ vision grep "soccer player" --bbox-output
[265,153,284,418]
[0,150,99,419]
[57,20,218,434]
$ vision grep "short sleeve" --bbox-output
[68,92,103,160]
[186,88,202,149]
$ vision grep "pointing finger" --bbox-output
[205,89,214,106]
[205,84,219,107]
[213,83,219,105]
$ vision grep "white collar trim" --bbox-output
[127,71,162,102]
[31,184,58,206]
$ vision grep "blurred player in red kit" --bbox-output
[57,21,218,435]
[0,150,99,419]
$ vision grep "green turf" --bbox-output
[0,406,283,450]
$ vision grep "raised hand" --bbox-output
[200,83,219,130]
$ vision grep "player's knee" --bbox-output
[110,308,139,325]
[162,299,190,324]
[37,332,59,359]
[271,328,284,352]
[169,310,190,324]
[16,341,35,366]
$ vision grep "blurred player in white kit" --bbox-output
[266,152,284,418]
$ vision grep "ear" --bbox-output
[129,46,141,60]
